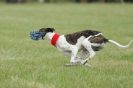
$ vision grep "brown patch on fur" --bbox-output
[91,46,103,51]
[65,30,101,45]
[89,35,108,44]
[89,35,108,51]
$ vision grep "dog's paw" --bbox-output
[64,63,80,67]
[81,60,88,65]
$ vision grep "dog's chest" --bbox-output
[56,35,72,51]
[56,35,85,52]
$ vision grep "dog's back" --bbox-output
[65,30,101,45]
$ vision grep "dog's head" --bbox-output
[39,28,55,40]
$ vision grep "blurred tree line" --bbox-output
[2,0,133,3]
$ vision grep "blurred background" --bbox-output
[1,0,133,3]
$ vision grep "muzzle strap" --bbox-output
[30,31,44,40]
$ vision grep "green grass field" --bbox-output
[0,3,133,88]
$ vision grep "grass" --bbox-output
[0,3,133,88]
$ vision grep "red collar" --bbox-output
[51,33,60,47]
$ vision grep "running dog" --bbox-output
[30,28,133,66]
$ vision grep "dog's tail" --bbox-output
[109,40,133,48]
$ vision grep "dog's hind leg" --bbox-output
[78,51,90,66]
[81,39,96,65]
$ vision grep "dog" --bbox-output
[31,28,133,66]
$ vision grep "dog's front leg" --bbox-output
[70,46,79,64]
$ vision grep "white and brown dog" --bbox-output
[38,28,133,66]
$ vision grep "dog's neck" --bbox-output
[45,32,60,47]
[45,32,56,40]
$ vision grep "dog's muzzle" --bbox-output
[30,31,46,40]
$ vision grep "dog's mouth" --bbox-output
[41,32,46,40]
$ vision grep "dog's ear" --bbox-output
[51,28,55,32]
[39,28,45,32]
[39,28,55,33]
[46,28,55,32]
